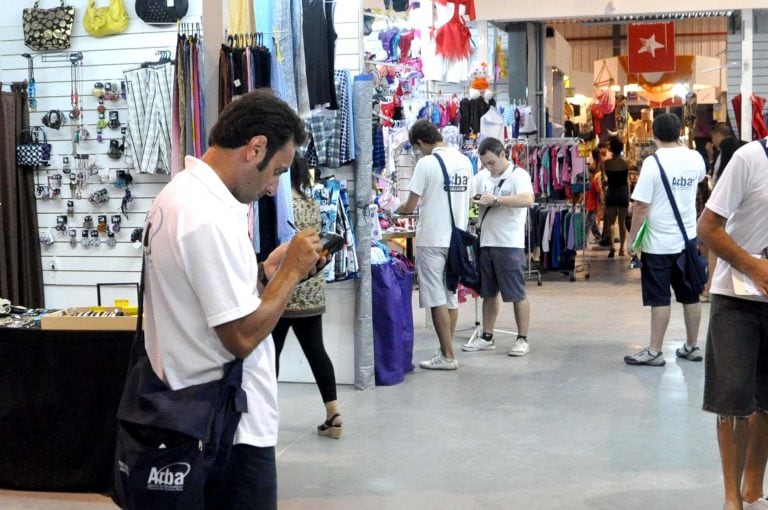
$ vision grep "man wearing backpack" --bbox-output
[396,120,473,370]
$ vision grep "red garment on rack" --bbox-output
[398,30,416,62]
[591,106,604,136]
[731,93,768,140]
[434,1,472,61]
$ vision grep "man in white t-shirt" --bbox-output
[461,137,534,356]
[396,119,472,370]
[142,90,322,509]
[698,137,768,510]
[625,113,707,367]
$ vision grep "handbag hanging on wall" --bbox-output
[135,0,188,24]
[22,0,75,51]
[16,127,52,168]
[84,0,128,37]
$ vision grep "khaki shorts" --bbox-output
[415,246,458,309]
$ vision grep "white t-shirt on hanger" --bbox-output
[480,106,504,142]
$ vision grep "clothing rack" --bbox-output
[178,22,202,37]
[502,137,542,286]
[527,137,591,282]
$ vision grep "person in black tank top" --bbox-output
[599,136,630,257]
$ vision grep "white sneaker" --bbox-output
[419,352,458,370]
[745,497,768,509]
[508,338,530,357]
[462,335,495,352]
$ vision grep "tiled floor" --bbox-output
[0,248,729,509]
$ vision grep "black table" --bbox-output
[0,327,133,492]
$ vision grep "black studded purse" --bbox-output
[135,0,188,24]
[22,0,75,51]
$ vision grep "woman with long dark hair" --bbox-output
[271,154,343,439]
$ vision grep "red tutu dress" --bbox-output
[434,0,475,61]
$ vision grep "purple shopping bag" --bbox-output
[372,258,414,385]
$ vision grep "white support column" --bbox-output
[740,9,753,141]
[201,1,225,141]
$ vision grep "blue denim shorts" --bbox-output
[479,247,526,302]
[702,295,768,417]
[640,251,700,306]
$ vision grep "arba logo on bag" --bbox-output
[146,462,191,492]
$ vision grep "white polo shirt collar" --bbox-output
[183,155,247,213]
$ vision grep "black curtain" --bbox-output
[0,82,44,308]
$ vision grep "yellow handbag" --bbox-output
[83,0,128,36]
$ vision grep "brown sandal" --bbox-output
[317,413,342,439]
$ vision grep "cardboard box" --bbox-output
[41,307,137,331]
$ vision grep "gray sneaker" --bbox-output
[462,335,495,352]
[624,347,666,366]
[675,343,703,362]
[419,352,458,370]
[508,338,530,357]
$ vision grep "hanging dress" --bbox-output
[434,0,472,61]
[302,0,338,110]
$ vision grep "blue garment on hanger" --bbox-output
[251,201,261,254]
[270,44,289,101]
[254,0,274,42]
[275,171,296,244]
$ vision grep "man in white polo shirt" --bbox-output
[143,90,322,509]
[462,137,534,356]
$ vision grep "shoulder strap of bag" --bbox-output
[135,222,150,334]
[652,154,691,245]
[126,222,151,369]
[763,138,768,159]
[433,152,457,230]
[478,177,505,228]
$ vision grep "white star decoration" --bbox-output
[638,34,665,57]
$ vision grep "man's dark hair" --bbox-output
[208,90,307,171]
[408,119,442,146]
[712,122,734,138]
[653,113,681,142]
[478,137,505,157]
[290,153,311,195]
[608,136,624,156]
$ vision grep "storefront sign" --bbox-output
[628,22,676,74]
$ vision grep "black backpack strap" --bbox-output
[127,222,151,368]
[652,154,691,245]
[433,152,457,230]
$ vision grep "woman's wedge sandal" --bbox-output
[317,413,342,439]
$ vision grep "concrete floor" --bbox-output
[0,248,731,509]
